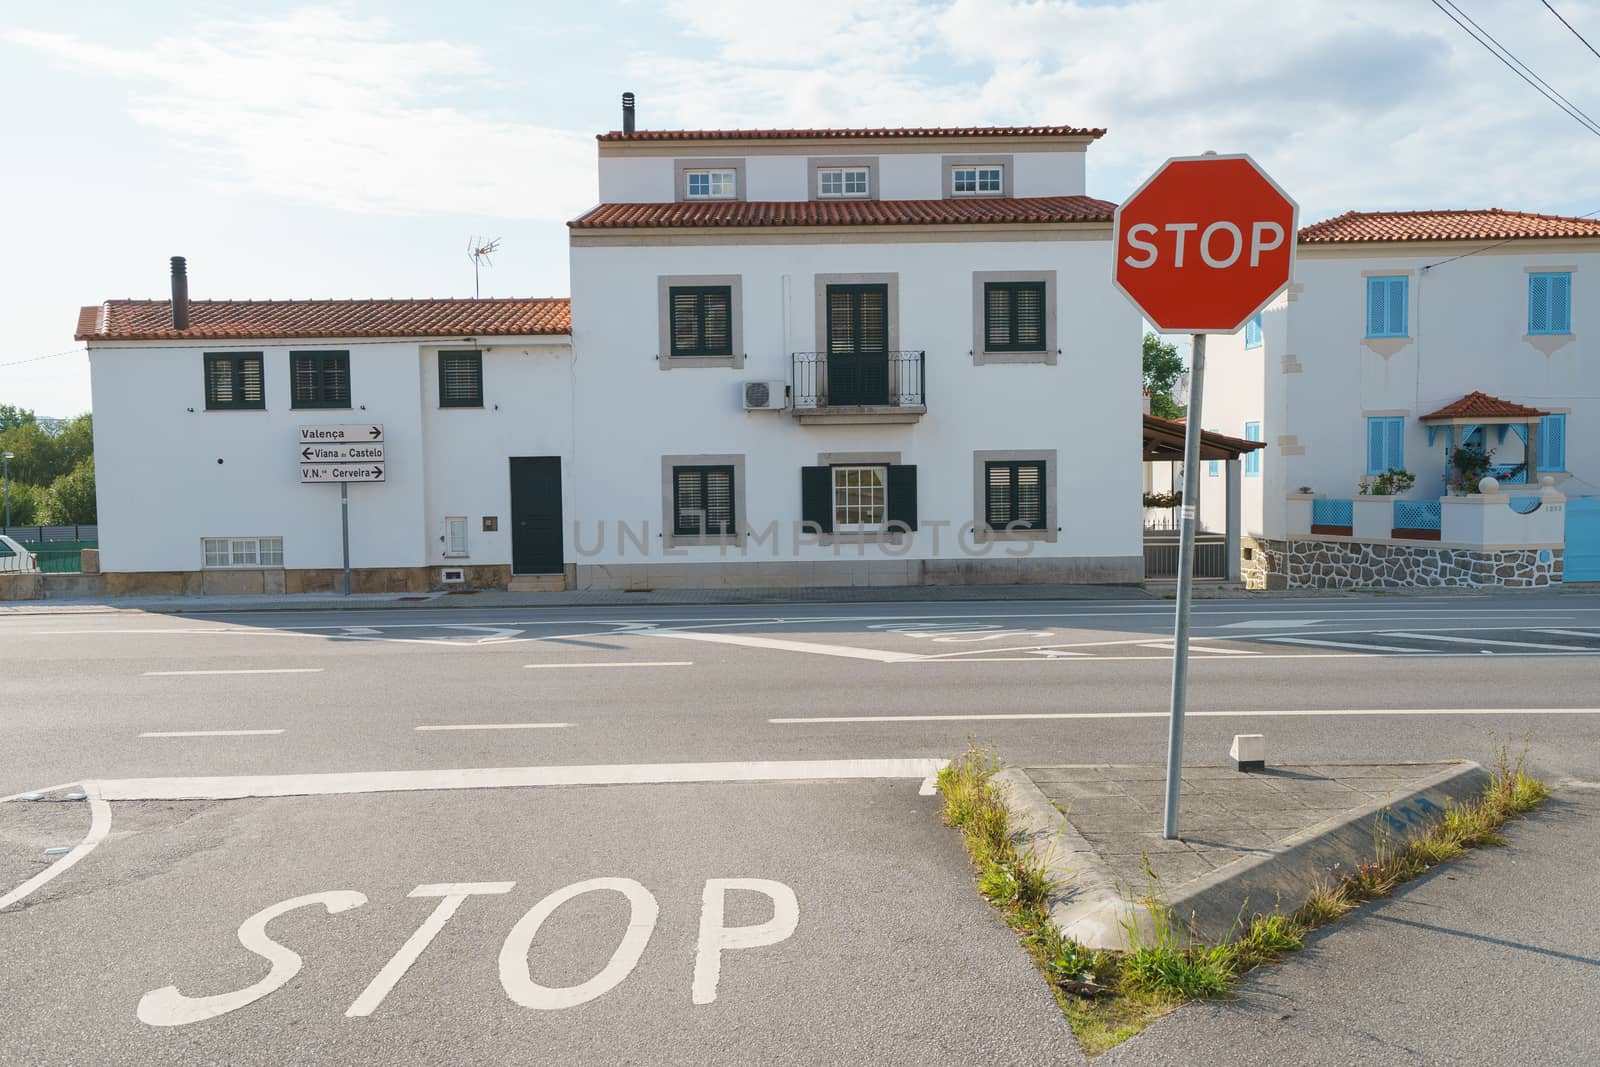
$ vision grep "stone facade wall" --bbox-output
[1240,536,1288,591]
[1247,537,1562,590]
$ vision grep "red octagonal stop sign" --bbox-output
[1113,154,1298,334]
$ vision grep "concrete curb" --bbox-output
[995,760,1493,950]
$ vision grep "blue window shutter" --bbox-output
[1366,418,1385,475]
[1208,460,1219,477]
[1366,277,1386,337]
[1385,417,1404,471]
[1540,414,1566,471]
[1551,273,1571,333]
[1244,314,1262,349]
[1244,421,1261,476]
[1386,277,1408,336]
[1529,274,1550,333]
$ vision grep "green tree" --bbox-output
[2,480,42,528]
[53,413,94,472]
[41,457,96,525]
[1142,332,1187,420]
[0,404,36,433]
[0,421,62,486]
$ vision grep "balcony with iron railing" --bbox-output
[791,350,926,425]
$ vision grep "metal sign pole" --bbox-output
[1162,332,1206,840]
[340,482,351,597]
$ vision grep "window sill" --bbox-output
[660,354,743,370]
[1361,336,1411,358]
[975,528,1057,544]
[794,405,924,425]
[974,349,1055,366]
[1523,333,1575,356]
[204,407,268,413]
[438,404,484,410]
[663,533,746,551]
[292,405,353,411]
[442,553,470,559]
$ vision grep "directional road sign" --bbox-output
[299,424,385,444]
[300,464,386,483]
[299,444,385,464]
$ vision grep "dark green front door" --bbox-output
[509,457,563,575]
[826,284,889,406]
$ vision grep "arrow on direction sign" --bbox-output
[369,426,382,439]
[302,447,314,461]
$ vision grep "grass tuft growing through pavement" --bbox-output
[938,744,1550,1057]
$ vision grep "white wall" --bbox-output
[89,337,569,573]
[1269,245,1599,538]
[1191,304,1274,537]
[568,235,1142,567]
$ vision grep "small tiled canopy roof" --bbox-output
[75,297,571,342]
[571,195,1116,230]
[1143,414,1265,462]
[597,125,1106,142]
[1418,391,1549,422]
[1300,208,1600,244]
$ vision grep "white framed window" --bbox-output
[203,537,283,568]
[817,167,869,198]
[952,165,1003,195]
[444,517,468,557]
[833,465,887,532]
[685,169,737,199]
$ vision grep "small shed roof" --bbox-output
[1142,414,1265,462]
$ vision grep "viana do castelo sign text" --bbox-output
[300,424,385,483]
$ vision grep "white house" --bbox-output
[1197,208,1600,588]
[77,103,1146,594]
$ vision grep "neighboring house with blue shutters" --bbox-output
[1197,207,1600,587]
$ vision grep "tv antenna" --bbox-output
[467,236,501,297]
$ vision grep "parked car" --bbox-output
[0,534,38,573]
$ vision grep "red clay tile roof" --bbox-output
[1300,208,1600,244]
[1418,391,1549,422]
[599,125,1105,142]
[571,195,1116,230]
[75,297,571,342]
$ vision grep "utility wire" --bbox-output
[1541,0,1600,62]
[1420,206,1600,271]
[1428,0,1600,137]
[0,347,87,369]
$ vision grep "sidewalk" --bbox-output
[0,581,1155,616]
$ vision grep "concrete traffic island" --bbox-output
[994,760,1491,950]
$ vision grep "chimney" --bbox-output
[170,256,189,331]
[621,91,636,134]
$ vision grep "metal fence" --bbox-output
[1393,500,1442,532]
[0,525,97,543]
[1311,498,1353,528]
[1144,535,1228,579]
[791,351,926,410]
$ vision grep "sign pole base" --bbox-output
[1162,333,1206,840]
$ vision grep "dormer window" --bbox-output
[952,165,1003,196]
[817,167,870,198]
[685,168,738,199]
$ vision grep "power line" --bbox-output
[1428,0,1600,137]
[1541,0,1600,62]
[0,347,87,369]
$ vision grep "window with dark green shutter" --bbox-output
[672,465,736,537]
[438,351,483,408]
[290,350,351,409]
[985,461,1045,530]
[204,353,265,410]
[984,282,1046,352]
[669,286,733,357]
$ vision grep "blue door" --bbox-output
[1566,497,1600,583]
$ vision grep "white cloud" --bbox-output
[5,9,596,221]
[632,0,1600,220]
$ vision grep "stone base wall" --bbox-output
[99,565,512,598]
[1247,538,1562,590]
[574,555,1144,591]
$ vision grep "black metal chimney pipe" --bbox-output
[170,256,189,330]
[621,91,635,134]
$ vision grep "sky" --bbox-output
[3,0,1598,416]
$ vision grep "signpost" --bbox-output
[1112,154,1298,839]
[300,424,385,595]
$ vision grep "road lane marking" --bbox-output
[1533,629,1600,640]
[641,628,924,663]
[0,782,112,912]
[1137,642,1257,655]
[142,668,324,677]
[346,882,516,1018]
[522,661,692,670]
[771,708,1600,724]
[1264,637,1422,653]
[414,723,571,732]
[1382,631,1582,652]
[93,757,950,801]
[140,729,285,738]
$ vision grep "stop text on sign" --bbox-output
[1112,153,1298,334]
[137,876,798,1027]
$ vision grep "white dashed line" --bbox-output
[771,707,1600,724]
[522,661,692,670]
[142,669,325,677]
[414,723,571,732]
[139,730,285,738]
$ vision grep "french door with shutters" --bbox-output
[825,284,889,406]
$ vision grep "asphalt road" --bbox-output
[3,592,1599,1064]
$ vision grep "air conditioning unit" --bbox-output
[742,381,788,411]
